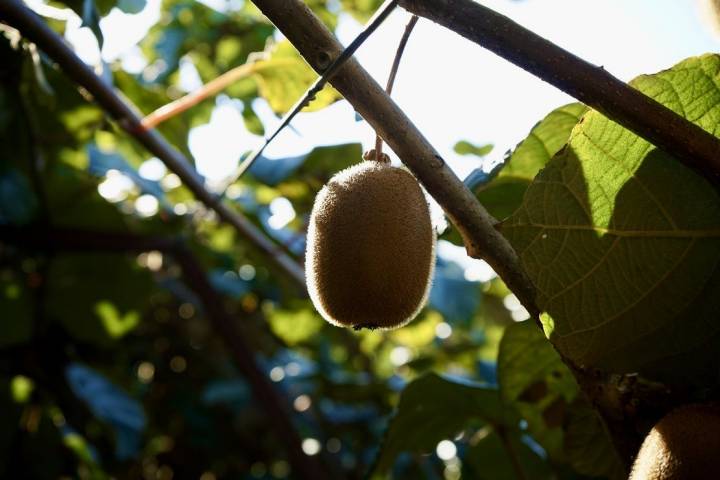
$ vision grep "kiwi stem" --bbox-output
[373,14,419,161]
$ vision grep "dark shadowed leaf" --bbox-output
[373,373,512,474]
[497,321,578,460]
[463,429,551,480]
[66,363,146,460]
[0,170,38,225]
[563,401,624,480]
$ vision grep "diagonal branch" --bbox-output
[0,0,305,288]
[250,0,541,319]
[399,0,720,186]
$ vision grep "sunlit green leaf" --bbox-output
[266,305,324,345]
[454,140,493,157]
[477,103,586,220]
[252,40,342,114]
[502,54,720,383]
[94,301,140,339]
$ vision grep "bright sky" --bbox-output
[42,0,720,182]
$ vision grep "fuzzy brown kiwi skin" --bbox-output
[306,160,435,330]
[629,403,720,480]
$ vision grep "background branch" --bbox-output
[0,0,306,289]
[0,225,329,479]
[141,63,256,129]
[399,0,720,187]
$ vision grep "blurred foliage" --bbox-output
[1,0,717,479]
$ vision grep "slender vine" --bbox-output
[141,62,257,129]
[219,0,401,191]
[372,14,419,162]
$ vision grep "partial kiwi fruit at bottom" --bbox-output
[629,403,720,479]
[305,160,435,330]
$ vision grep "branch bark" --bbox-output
[0,0,305,289]
[399,0,720,187]
[0,225,328,479]
[249,0,540,319]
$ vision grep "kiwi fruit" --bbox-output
[629,403,720,479]
[305,159,435,330]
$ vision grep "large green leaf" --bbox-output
[252,40,342,114]
[502,54,720,382]
[477,103,586,220]
[372,373,512,474]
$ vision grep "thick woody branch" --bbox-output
[0,0,305,288]
[399,0,720,186]
[250,0,540,318]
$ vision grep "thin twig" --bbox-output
[399,0,720,186]
[141,62,256,129]
[219,0,400,192]
[0,0,306,288]
[374,14,418,160]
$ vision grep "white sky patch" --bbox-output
[436,440,457,461]
[178,56,204,92]
[239,264,256,281]
[390,346,412,366]
[504,294,530,322]
[99,0,162,62]
[64,17,101,66]
[301,438,321,456]
[119,45,148,74]
[269,366,285,382]
[197,0,245,13]
[188,98,262,184]
[161,173,182,190]
[138,157,167,181]
[98,170,134,202]
[135,194,159,217]
[267,197,296,230]
[435,322,452,340]
[436,240,497,283]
